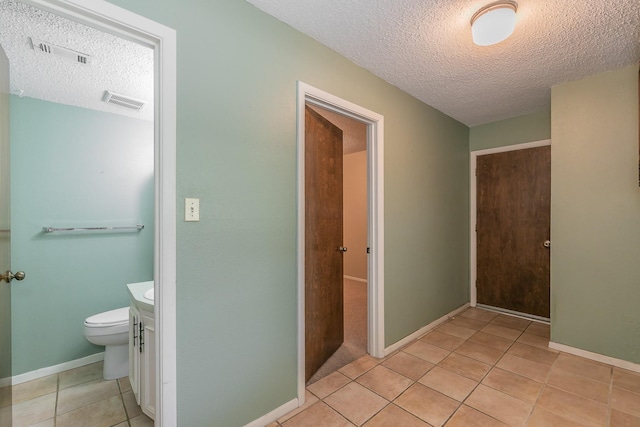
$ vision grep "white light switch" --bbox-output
[185,198,200,222]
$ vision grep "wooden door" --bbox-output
[305,105,344,381]
[476,146,551,318]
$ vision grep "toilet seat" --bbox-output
[85,307,129,327]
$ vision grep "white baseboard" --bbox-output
[244,398,299,427]
[549,342,640,374]
[384,303,470,356]
[12,352,105,385]
[343,275,367,283]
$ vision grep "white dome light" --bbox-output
[471,1,518,46]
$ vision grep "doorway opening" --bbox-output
[8,1,176,425]
[296,82,384,402]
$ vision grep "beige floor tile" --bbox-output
[283,402,354,427]
[11,375,58,405]
[507,343,558,366]
[339,355,379,380]
[481,368,543,404]
[438,353,491,382]
[459,308,499,323]
[611,387,640,418]
[536,386,608,427]
[56,394,127,427]
[445,404,507,427]
[12,392,56,427]
[418,366,477,402]
[57,380,120,414]
[113,422,129,427]
[118,377,132,393]
[481,324,522,341]
[552,353,612,383]
[546,367,610,404]
[421,330,465,351]
[515,334,550,350]
[363,404,431,427]
[356,365,414,401]
[123,390,143,419]
[524,323,550,339]
[495,354,551,383]
[448,316,487,331]
[394,384,459,427]
[436,323,477,340]
[468,331,513,352]
[465,384,532,426]
[525,406,584,427]
[454,341,504,365]
[489,315,531,332]
[613,367,640,394]
[58,362,104,390]
[610,408,640,427]
[382,351,434,380]
[279,391,319,423]
[129,413,155,427]
[404,340,451,364]
[325,382,388,425]
[307,371,351,399]
[30,419,56,427]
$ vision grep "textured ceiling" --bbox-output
[246,0,640,126]
[0,1,153,121]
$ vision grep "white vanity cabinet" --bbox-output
[127,281,155,421]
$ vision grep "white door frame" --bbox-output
[296,81,384,401]
[24,1,177,425]
[469,139,551,308]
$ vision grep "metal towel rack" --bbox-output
[42,224,144,233]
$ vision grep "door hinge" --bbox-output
[139,321,144,353]
[132,316,138,348]
[366,247,370,254]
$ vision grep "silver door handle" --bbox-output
[338,246,348,252]
[543,240,551,248]
[0,270,25,283]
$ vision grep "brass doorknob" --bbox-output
[0,270,25,283]
[543,240,551,248]
[338,246,348,253]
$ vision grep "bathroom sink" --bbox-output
[143,287,154,301]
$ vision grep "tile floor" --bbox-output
[7,361,153,427]
[270,307,640,427]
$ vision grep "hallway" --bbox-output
[272,307,640,426]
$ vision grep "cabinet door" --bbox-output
[141,310,155,420]
[128,305,140,404]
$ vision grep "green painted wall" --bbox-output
[10,97,154,375]
[550,64,640,363]
[469,107,551,151]
[105,1,469,425]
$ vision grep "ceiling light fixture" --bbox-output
[471,1,518,46]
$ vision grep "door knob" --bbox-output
[1,270,25,283]
[338,246,348,253]
[543,240,551,248]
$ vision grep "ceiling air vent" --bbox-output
[29,37,92,65]
[102,91,147,112]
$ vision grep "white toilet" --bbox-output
[83,307,130,380]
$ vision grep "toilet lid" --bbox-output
[85,307,129,326]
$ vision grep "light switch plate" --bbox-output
[185,197,200,221]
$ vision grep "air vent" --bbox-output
[29,37,92,65]
[102,91,147,112]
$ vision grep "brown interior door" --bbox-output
[476,146,551,318]
[305,105,344,381]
